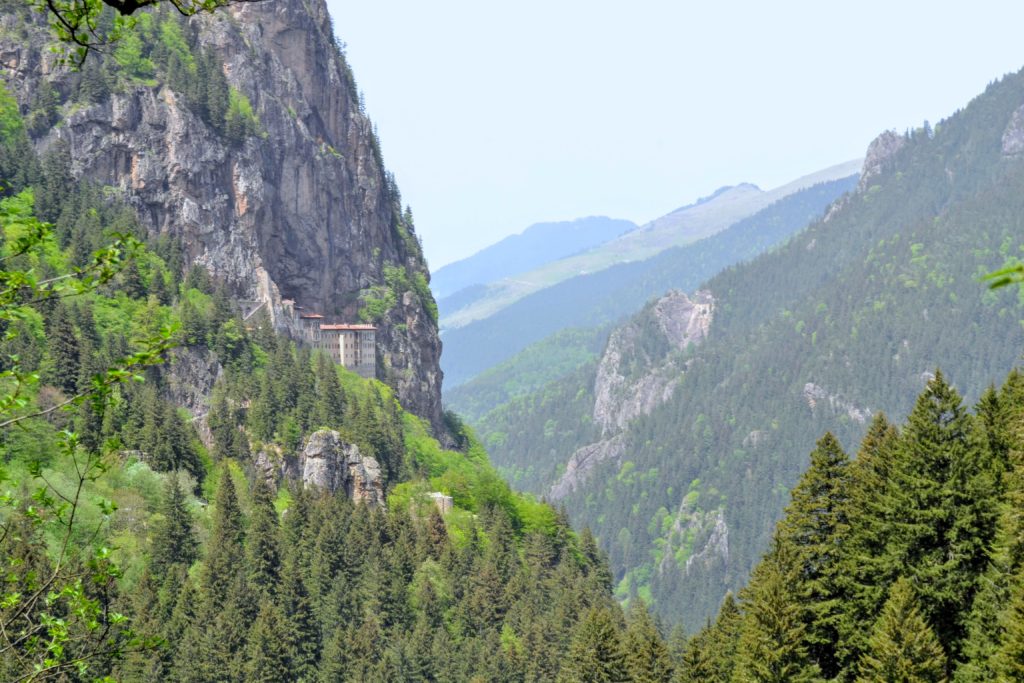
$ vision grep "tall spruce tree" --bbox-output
[855,578,947,683]
[732,543,821,683]
[885,372,996,662]
[557,606,630,683]
[150,476,197,575]
[246,477,282,598]
[622,602,673,683]
[774,432,851,679]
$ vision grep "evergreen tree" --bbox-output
[622,602,673,683]
[243,600,292,683]
[201,469,246,610]
[44,303,80,394]
[732,544,821,683]
[150,476,197,575]
[886,372,996,661]
[557,606,630,683]
[855,578,947,683]
[246,477,281,598]
[837,412,902,673]
[775,432,851,679]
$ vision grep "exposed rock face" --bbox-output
[1,0,444,432]
[551,290,713,500]
[858,130,906,191]
[592,290,713,435]
[802,382,873,424]
[295,429,384,507]
[162,347,224,448]
[1002,104,1024,157]
[549,434,626,501]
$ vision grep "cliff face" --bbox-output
[0,0,444,430]
[550,290,714,500]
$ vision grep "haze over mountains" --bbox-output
[432,216,635,300]
[440,170,859,389]
[454,70,1024,631]
[439,159,861,334]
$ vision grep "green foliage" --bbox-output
[224,87,260,144]
[855,578,947,683]
[470,64,1024,633]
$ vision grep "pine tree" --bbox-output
[243,600,292,683]
[201,468,245,610]
[246,477,281,598]
[557,606,630,683]
[279,553,320,682]
[622,602,673,683]
[44,303,80,394]
[732,544,821,683]
[886,372,996,661]
[775,432,851,679]
[313,351,345,428]
[855,578,947,683]
[837,412,902,673]
[150,476,197,575]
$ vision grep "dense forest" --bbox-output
[676,368,1024,682]
[0,73,693,681]
[471,67,1024,630]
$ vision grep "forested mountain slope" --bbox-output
[432,216,635,301]
[474,68,1024,630]
[442,174,856,394]
[0,3,681,681]
[440,160,860,332]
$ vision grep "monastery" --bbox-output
[279,300,377,378]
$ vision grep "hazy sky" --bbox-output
[324,0,1024,269]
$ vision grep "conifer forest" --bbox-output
[1,0,1024,681]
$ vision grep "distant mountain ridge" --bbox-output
[431,216,635,300]
[441,174,858,389]
[440,159,862,331]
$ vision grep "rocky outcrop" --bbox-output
[549,433,626,501]
[294,429,384,507]
[802,382,872,424]
[1002,104,1024,157]
[550,290,714,500]
[858,130,906,191]
[162,347,224,448]
[593,290,713,435]
[1,0,444,432]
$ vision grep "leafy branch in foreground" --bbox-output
[0,197,171,680]
[26,0,265,66]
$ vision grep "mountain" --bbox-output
[441,174,858,390]
[469,69,1024,630]
[432,216,635,300]
[440,159,862,331]
[0,2,672,681]
[1,0,444,430]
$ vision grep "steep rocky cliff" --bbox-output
[549,290,714,499]
[0,0,444,430]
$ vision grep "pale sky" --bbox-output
[324,0,1024,269]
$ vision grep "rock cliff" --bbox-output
[295,429,385,506]
[550,290,713,499]
[0,0,444,431]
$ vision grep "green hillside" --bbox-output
[0,46,672,680]
[471,68,1024,630]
